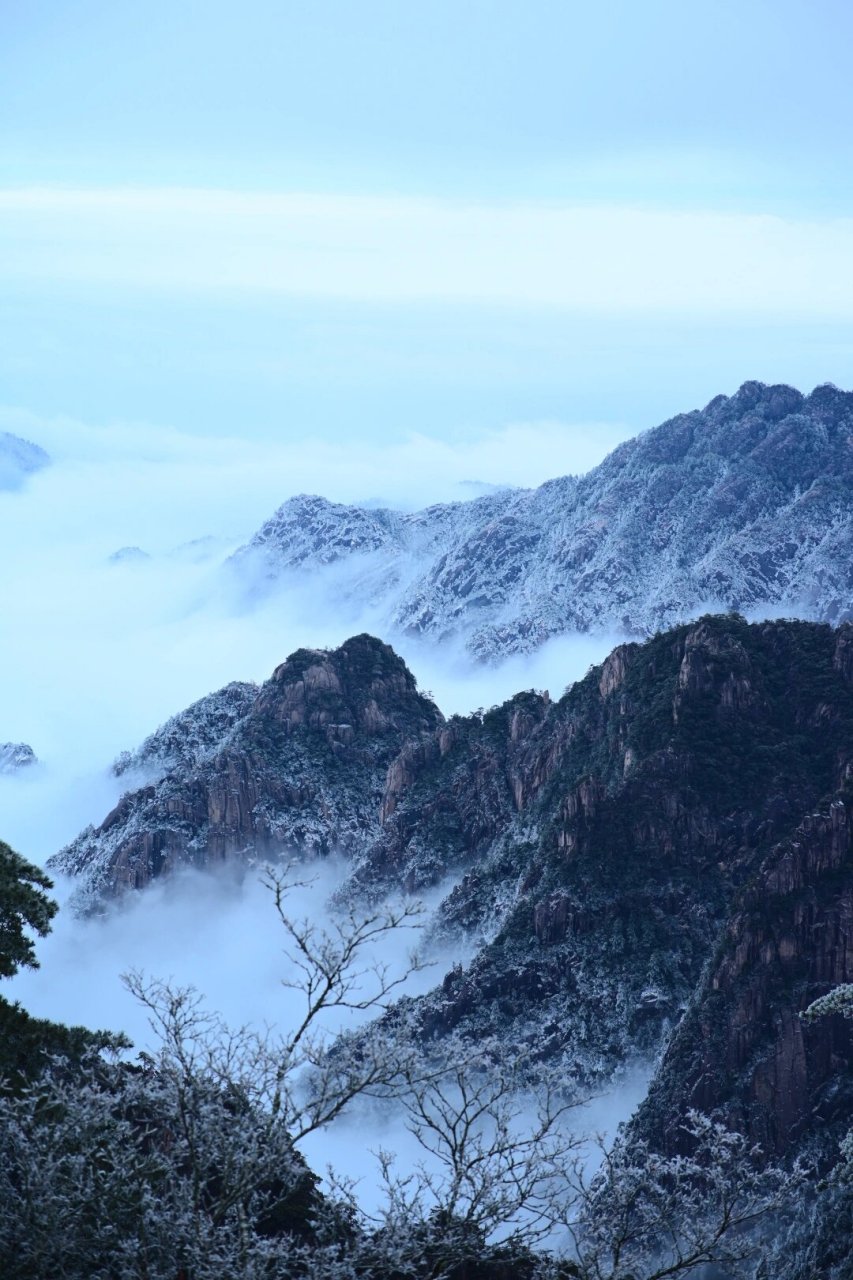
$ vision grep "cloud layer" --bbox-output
[3,187,853,317]
[0,406,621,865]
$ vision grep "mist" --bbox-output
[0,401,618,1032]
[0,407,641,1212]
[0,406,623,862]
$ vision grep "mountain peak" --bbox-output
[260,633,441,739]
[0,742,37,774]
[50,635,442,902]
[231,381,853,660]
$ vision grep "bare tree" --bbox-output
[263,863,429,1141]
[0,868,805,1280]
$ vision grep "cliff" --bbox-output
[53,619,853,1127]
[50,635,442,906]
[634,795,853,1161]
[366,617,853,1096]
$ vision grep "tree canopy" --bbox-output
[0,839,57,981]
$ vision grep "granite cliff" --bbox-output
[53,619,853,1145]
[635,794,853,1161]
[52,635,442,904]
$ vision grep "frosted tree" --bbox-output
[0,838,56,978]
[0,865,803,1279]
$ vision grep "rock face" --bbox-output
[0,432,49,491]
[50,636,442,906]
[232,382,853,658]
[0,743,37,774]
[53,619,853,1143]
[369,617,853,1097]
[634,796,853,1161]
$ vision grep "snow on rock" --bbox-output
[113,681,259,784]
[0,742,37,774]
[51,635,442,906]
[231,383,853,657]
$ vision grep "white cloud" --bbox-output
[2,186,853,316]
[8,862,447,1049]
[0,406,621,865]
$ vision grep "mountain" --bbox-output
[232,382,853,658]
[0,742,37,774]
[367,615,853,1102]
[53,618,853,1144]
[0,432,49,491]
[52,635,442,906]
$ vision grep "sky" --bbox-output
[1,0,852,439]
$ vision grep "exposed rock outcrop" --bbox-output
[54,618,853,1124]
[232,382,853,658]
[0,742,37,774]
[50,635,442,905]
[635,796,853,1161]
[358,617,853,1102]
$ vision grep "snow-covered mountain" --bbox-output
[233,382,853,658]
[0,432,49,491]
[0,742,37,774]
[112,681,258,784]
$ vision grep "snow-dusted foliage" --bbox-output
[232,382,853,658]
[0,741,37,774]
[0,917,799,1280]
[802,984,853,1023]
[0,431,49,492]
[113,680,258,783]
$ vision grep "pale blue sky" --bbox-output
[1,0,852,443]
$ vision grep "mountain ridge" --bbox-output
[50,618,853,1150]
[232,381,853,658]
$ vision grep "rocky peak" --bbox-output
[231,382,853,660]
[0,742,37,774]
[49,636,442,905]
[0,431,49,491]
[597,643,636,699]
[257,634,441,741]
[244,495,402,571]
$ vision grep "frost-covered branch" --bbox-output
[559,1112,802,1280]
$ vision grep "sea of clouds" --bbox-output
[1,404,639,1201]
[0,404,628,863]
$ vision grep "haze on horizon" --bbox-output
[1,0,851,443]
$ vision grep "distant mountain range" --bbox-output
[0,431,49,491]
[52,617,853,1176]
[233,381,853,657]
